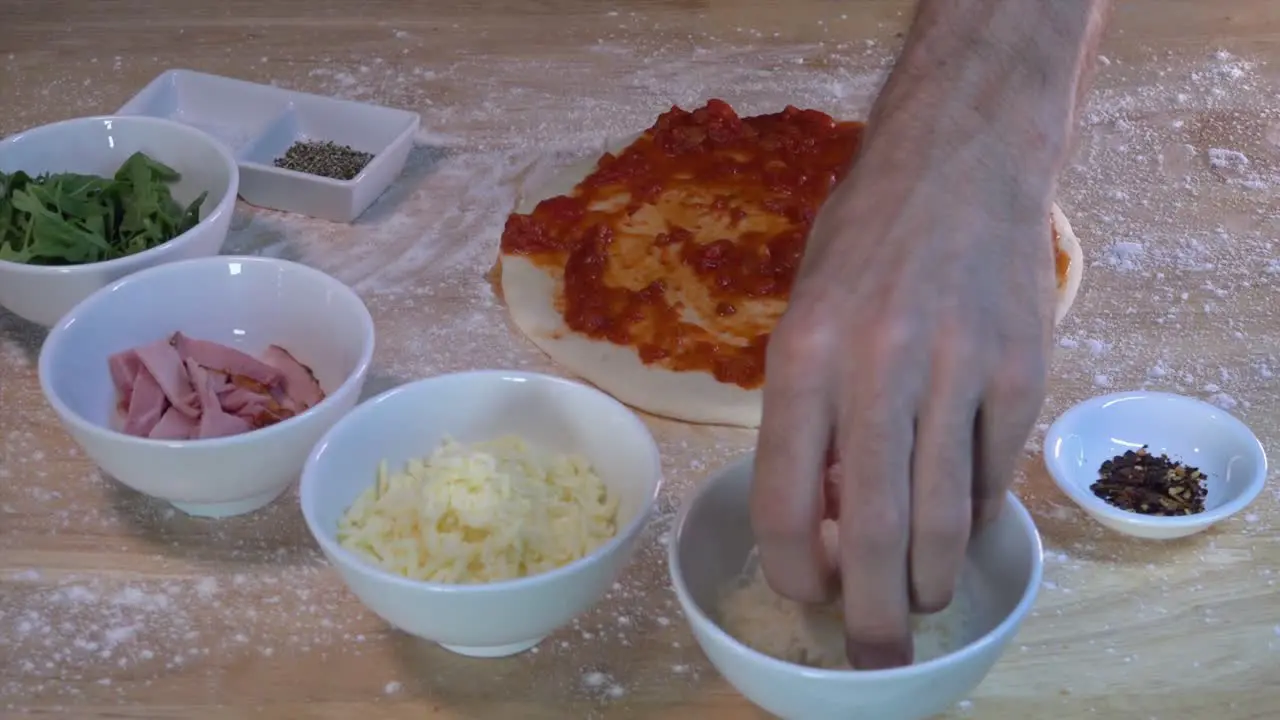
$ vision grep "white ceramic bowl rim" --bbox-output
[0,115,239,275]
[36,254,376,450]
[1043,390,1269,528]
[300,369,664,595]
[667,457,1045,680]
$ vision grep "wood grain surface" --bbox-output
[2,1,1279,718]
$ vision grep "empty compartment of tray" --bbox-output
[117,69,289,155]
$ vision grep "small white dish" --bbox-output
[118,69,420,223]
[1043,390,1268,540]
[668,453,1044,720]
[38,255,375,518]
[299,370,662,658]
[0,115,238,327]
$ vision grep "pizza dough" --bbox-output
[1051,202,1085,326]
[717,540,973,668]
[500,135,1085,428]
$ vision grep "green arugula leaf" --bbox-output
[0,151,208,267]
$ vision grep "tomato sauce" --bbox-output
[500,99,1068,389]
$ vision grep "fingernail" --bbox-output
[847,639,912,670]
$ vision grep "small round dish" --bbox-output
[668,452,1044,720]
[1043,390,1268,540]
[0,115,239,327]
[38,255,375,518]
[299,370,662,659]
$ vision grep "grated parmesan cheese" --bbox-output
[336,436,619,584]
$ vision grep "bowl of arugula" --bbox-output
[0,115,239,327]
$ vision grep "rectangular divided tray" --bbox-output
[118,69,421,223]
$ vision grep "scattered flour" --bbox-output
[580,669,627,700]
[1207,147,1250,170]
[1,563,372,702]
[2,16,1279,715]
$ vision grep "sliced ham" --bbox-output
[107,332,326,441]
[133,339,201,418]
[219,387,275,414]
[268,383,301,415]
[205,370,232,395]
[262,344,325,410]
[121,366,169,437]
[107,350,143,399]
[149,406,197,440]
[248,404,291,429]
[186,360,253,439]
[171,332,284,387]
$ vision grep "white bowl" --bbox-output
[119,69,421,223]
[0,115,239,327]
[38,256,374,518]
[1043,390,1268,540]
[299,370,662,658]
[668,453,1043,720]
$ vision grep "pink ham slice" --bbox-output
[205,370,232,396]
[148,406,197,440]
[107,332,327,441]
[268,383,301,415]
[109,350,142,425]
[133,339,201,418]
[185,359,253,439]
[171,332,283,387]
[262,345,325,410]
[122,366,168,437]
[219,387,275,414]
[107,350,143,400]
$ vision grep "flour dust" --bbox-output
[3,25,1280,715]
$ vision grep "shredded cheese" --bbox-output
[336,435,619,584]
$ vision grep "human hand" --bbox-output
[749,114,1060,670]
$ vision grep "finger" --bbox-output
[822,458,841,521]
[837,383,916,670]
[909,363,978,614]
[750,320,838,604]
[973,364,1047,528]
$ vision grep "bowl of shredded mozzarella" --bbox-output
[299,369,662,658]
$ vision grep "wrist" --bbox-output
[865,0,1110,183]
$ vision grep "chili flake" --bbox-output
[1090,446,1207,516]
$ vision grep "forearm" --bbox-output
[864,0,1111,193]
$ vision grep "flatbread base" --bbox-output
[1052,202,1085,326]
[500,136,1086,429]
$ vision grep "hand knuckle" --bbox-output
[937,321,977,352]
[869,318,916,357]
[769,310,838,367]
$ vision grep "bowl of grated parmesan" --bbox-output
[299,369,662,658]
[668,452,1044,720]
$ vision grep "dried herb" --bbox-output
[1091,446,1207,516]
[0,152,206,266]
[273,140,373,181]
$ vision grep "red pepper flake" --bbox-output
[1091,446,1208,516]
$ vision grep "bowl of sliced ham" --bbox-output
[37,255,375,518]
